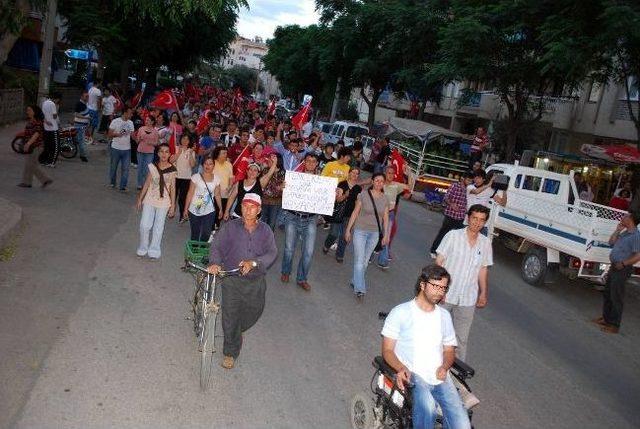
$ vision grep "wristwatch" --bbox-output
[250,260,258,268]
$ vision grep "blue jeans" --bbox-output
[323,221,344,250]
[262,203,281,230]
[351,229,379,294]
[137,152,154,188]
[412,374,470,429]
[281,211,317,282]
[377,210,395,267]
[74,124,87,158]
[109,147,130,189]
[88,109,99,130]
[336,219,349,259]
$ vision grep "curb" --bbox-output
[0,197,24,252]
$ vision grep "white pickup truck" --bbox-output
[485,163,634,285]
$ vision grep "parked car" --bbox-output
[322,121,369,147]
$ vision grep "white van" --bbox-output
[485,163,633,285]
[322,121,369,147]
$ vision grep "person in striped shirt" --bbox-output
[435,204,492,362]
[73,90,91,163]
[429,171,473,257]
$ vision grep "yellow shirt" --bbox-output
[321,160,350,181]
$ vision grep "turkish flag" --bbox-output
[150,90,179,110]
[390,149,406,183]
[128,90,142,108]
[112,90,124,113]
[291,102,311,131]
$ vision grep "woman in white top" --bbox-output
[136,143,176,259]
[212,146,234,230]
[183,157,223,241]
[170,134,196,223]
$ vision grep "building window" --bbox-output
[620,76,639,101]
[588,81,603,102]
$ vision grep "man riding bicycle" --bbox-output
[207,193,277,369]
[381,265,470,429]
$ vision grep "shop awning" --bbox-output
[580,144,640,164]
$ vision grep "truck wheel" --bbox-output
[521,248,547,286]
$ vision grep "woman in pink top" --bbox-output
[136,116,159,190]
[168,112,183,155]
[136,143,176,259]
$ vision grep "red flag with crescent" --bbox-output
[150,90,178,110]
[128,90,142,109]
[291,102,311,131]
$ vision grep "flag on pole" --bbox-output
[291,101,312,131]
[128,90,142,109]
[150,90,179,110]
[390,149,407,183]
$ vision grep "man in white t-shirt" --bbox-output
[99,87,117,136]
[381,265,470,429]
[107,107,135,191]
[40,92,61,167]
[87,80,102,141]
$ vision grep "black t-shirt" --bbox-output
[377,145,391,163]
[340,181,363,219]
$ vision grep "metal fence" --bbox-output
[0,89,24,125]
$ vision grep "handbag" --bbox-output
[199,173,215,214]
[368,189,384,252]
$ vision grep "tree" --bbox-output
[427,0,589,161]
[0,0,45,65]
[318,0,445,128]
[57,0,243,88]
[263,25,327,103]
[226,65,263,95]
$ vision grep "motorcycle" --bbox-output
[12,126,79,159]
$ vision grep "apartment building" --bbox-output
[352,79,639,156]
[221,36,280,98]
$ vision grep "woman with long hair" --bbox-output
[171,133,196,222]
[135,115,159,190]
[136,143,176,259]
[261,153,285,230]
[212,145,233,230]
[168,111,183,154]
[224,154,278,220]
[18,105,52,188]
[344,172,390,300]
[183,157,223,241]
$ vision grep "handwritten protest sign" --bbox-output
[282,171,338,216]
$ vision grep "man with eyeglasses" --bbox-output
[381,265,470,429]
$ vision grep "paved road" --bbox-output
[1,125,638,428]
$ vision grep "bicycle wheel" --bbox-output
[59,138,78,159]
[11,136,25,154]
[199,300,220,391]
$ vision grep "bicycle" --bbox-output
[185,261,240,391]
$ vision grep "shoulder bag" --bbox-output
[368,189,384,252]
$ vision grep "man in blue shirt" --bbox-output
[593,211,640,334]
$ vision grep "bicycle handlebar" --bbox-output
[187,261,242,277]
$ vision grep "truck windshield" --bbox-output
[345,126,367,139]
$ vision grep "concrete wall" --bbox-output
[0,89,24,125]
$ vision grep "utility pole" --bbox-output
[330,76,341,122]
[37,0,58,106]
[254,60,262,98]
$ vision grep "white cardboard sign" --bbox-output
[282,171,338,216]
